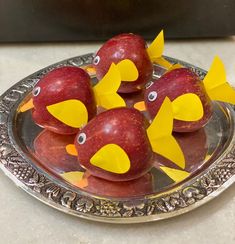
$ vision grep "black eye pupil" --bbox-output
[33,87,40,96]
[93,56,100,65]
[77,133,86,144]
[78,136,84,143]
[148,91,157,101]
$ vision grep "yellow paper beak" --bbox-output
[20,98,34,112]
[84,66,96,76]
[134,101,146,111]
[90,144,131,174]
[66,144,78,156]
[46,99,88,128]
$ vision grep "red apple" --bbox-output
[33,129,83,174]
[32,66,97,134]
[75,108,153,181]
[144,68,213,132]
[93,33,153,93]
[83,173,153,197]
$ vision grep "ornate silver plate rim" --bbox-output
[0,53,235,224]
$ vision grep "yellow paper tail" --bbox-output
[20,98,34,112]
[147,97,185,168]
[203,56,235,104]
[160,166,190,182]
[146,30,172,69]
[93,63,126,109]
[147,30,164,62]
[116,59,139,82]
[153,57,172,70]
[166,63,184,73]
[66,144,78,156]
[46,99,88,128]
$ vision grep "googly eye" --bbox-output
[32,87,41,97]
[148,91,158,102]
[93,55,100,65]
[145,81,154,89]
[77,132,87,145]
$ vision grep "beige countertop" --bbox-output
[0,39,235,244]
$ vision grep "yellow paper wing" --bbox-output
[172,93,204,121]
[160,166,190,182]
[46,99,88,128]
[90,144,131,174]
[93,63,126,109]
[203,56,235,104]
[116,59,139,81]
[147,97,185,168]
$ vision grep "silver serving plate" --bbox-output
[0,53,235,223]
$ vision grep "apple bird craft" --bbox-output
[20,59,138,134]
[134,56,235,132]
[93,30,172,93]
[63,97,201,182]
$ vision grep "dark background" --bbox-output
[0,0,235,42]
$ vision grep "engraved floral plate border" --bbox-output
[0,54,235,223]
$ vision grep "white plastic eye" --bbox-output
[93,55,100,65]
[148,91,158,102]
[32,87,41,97]
[145,81,154,89]
[77,132,87,145]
